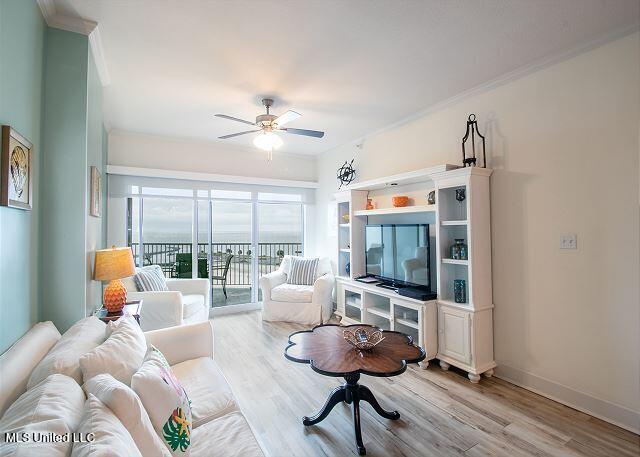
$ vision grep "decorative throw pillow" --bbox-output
[287,257,319,285]
[134,265,169,292]
[27,316,107,389]
[84,374,171,457]
[0,374,85,456]
[131,345,192,456]
[71,394,142,457]
[79,315,147,385]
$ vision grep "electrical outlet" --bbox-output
[560,234,577,250]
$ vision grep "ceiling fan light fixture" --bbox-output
[253,131,283,151]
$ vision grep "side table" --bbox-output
[96,300,143,325]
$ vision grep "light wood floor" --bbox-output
[212,311,639,457]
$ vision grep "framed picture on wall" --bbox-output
[1,125,33,211]
[90,166,101,217]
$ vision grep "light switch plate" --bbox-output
[560,234,577,249]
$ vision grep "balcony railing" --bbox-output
[130,242,302,285]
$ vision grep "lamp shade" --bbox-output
[93,247,136,281]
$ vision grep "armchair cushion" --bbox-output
[182,295,206,319]
[271,283,314,303]
[128,291,183,332]
[134,265,168,292]
[286,257,319,285]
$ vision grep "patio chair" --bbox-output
[173,253,208,278]
[212,254,234,298]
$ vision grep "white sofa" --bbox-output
[0,320,264,457]
[260,255,334,325]
[122,273,210,331]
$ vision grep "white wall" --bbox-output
[108,130,317,182]
[314,33,640,431]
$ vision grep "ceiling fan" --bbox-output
[215,98,324,160]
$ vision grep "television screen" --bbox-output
[365,224,430,288]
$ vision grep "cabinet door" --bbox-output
[438,307,471,365]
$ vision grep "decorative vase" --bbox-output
[345,262,351,275]
[427,190,436,205]
[455,188,466,219]
[450,239,468,260]
[454,279,466,304]
[365,199,374,210]
[392,196,409,207]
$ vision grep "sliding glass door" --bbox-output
[139,197,193,277]
[257,202,304,301]
[211,200,253,307]
[127,189,305,310]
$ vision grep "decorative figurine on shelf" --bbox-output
[366,198,374,210]
[427,190,436,205]
[345,262,351,276]
[450,239,468,260]
[342,214,350,223]
[337,159,356,189]
[454,279,467,304]
[461,113,487,168]
[455,188,466,219]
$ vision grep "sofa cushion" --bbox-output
[271,283,314,303]
[0,321,61,417]
[171,357,237,428]
[1,418,72,456]
[182,295,205,319]
[132,345,192,456]
[135,265,169,292]
[190,411,264,457]
[79,316,146,385]
[0,374,85,456]
[27,317,107,389]
[71,394,142,457]
[84,374,170,457]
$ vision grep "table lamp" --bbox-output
[93,246,136,313]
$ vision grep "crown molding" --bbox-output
[37,0,110,87]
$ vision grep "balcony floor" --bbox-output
[212,286,253,308]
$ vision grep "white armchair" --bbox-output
[122,274,210,332]
[260,256,334,325]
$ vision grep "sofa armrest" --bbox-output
[129,291,183,332]
[312,273,335,323]
[144,321,214,366]
[259,271,287,301]
[165,278,210,307]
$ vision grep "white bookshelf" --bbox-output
[333,165,495,382]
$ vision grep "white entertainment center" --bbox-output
[334,164,496,382]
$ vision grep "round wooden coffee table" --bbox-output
[284,324,425,455]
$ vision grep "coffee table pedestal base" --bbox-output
[302,373,399,455]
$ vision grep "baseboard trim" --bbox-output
[495,364,639,434]
[209,302,262,317]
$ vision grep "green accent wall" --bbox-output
[40,28,89,331]
[86,46,106,316]
[0,0,45,353]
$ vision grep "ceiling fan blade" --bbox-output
[214,114,256,126]
[281,128,325,138]
[274,110,301,127]
[218,129,261,139]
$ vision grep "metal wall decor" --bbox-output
[337,159,356,189]
[461,114,486,168]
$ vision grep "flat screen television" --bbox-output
[365,224,431,289]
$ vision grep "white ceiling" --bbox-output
[55,0,639,155]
